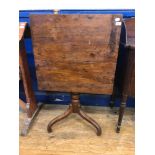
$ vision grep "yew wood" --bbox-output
[30,14,122,95]
[47,93,102,136]
[30,14,122,135]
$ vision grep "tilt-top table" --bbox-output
[30,14,122,136]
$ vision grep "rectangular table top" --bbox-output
[30,14,122,94]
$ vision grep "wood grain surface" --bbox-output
[30,14,122,94]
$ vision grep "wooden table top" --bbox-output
[19,22,27,41]
[30,14,122,94]
[124,18,135,48]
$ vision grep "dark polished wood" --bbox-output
[19,23,37,117]
[47,93,102,136]
[19,22,42,136]
[30,14,122,135]
[116,18,135,132]
[19,22,37,117]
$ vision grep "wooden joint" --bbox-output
[71,93,80,113]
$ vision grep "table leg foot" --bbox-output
[47,107,72,133]
[116,96,127,133]
[78,109,102,136]
[116,125,120,133]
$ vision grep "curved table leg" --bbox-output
[47,107,72,133]
[78,109,102,136]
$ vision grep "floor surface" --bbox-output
[19,104,135,155]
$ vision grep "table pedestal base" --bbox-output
[47,93,102,136]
